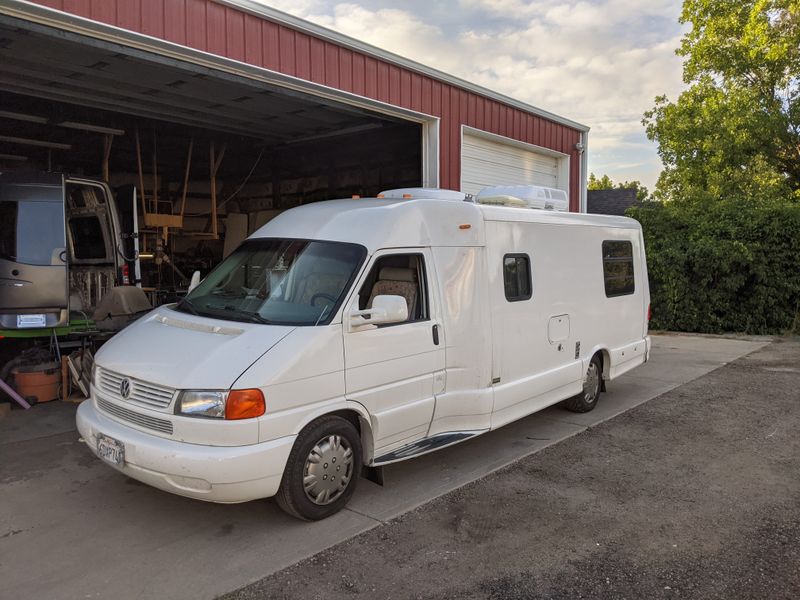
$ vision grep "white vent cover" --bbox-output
[378,188,467,201]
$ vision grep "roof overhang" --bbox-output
[0,0,589,133]
[218,0,591,133]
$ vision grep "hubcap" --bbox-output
[583,363,601,404]
[303,434,354,506]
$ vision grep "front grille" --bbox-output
[98,368,175,410]
[97,397,174,435]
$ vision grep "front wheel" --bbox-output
[563,355,602,413]
[275,415,362,521]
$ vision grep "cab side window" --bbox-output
[357,253,428,323]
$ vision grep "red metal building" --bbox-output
[1,0,589,210]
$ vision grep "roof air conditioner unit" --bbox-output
[476,185,568,211]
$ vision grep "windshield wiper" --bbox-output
[222,306,272,325]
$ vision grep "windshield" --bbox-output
[176,239,366,326]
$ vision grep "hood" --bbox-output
[95,306,295,390]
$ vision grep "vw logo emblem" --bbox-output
[119,379,131,399]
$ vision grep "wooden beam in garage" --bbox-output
[179,138,194,219]
[209,141,226,240]
[0,134,70,150]
[102,134,113,182]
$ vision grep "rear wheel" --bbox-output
[563,354,603,413]
[275,415,362,521]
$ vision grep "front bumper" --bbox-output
[76,400,295,503]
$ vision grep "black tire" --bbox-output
[275,415,362,521]
[563,354,603,413]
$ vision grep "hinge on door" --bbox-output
[492,377,501,385]
[575,341,581,359]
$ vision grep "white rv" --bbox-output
[77,187,651,520]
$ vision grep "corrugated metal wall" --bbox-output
[30,0,583,210]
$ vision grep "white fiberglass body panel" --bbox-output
[252,198,485,252]
[426,245,493,436]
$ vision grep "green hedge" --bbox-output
[627,198,800,334]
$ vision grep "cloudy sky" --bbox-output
[256,0,688,191]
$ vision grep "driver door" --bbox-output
[343,249,445,453]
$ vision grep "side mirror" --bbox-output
[188,270,202,293]
[349,295,408,329]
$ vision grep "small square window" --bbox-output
[503,254,532,302]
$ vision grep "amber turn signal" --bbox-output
[225,389,266,420]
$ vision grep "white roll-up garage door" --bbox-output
[461,129,566,196]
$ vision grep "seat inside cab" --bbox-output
[357,254,428,323]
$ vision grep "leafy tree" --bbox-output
[587,172,650,201]
[644,0,800,202]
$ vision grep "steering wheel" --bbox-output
[310,292,336,307]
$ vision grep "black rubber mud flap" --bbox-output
[362,465,385,487]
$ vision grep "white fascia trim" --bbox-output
[462,126,570,159]
[580,131,589,213]
[0,0,437,126]
[216,0,590,133]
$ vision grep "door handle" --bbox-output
[432,324,440,345]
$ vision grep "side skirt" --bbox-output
[371,429,488,466]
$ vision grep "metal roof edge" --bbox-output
[217,0,591,133]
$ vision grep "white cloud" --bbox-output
[253,0,687,190]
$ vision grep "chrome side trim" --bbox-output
[372,429,488,466]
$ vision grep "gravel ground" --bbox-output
[222,338,800,600]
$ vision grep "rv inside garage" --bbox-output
[0,15,423,294]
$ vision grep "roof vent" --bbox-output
[378,188,467,201]
[476,185,568,211]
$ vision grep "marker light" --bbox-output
[377,193,385,198]
[402,193,412,199]
[225,389,266,420]
[352,195,361,199]
[459,224,472,230]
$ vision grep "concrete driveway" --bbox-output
[0,334,768,600]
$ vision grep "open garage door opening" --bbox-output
[0,16,423,304]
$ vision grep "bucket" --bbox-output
[13,362,61,404]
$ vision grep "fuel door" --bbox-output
[547,314,570,348]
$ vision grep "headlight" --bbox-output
[176,390,227,419]
[175,389,266,420]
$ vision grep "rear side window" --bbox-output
[602,240,635,297]
[0,185,65,266]
[503,254,532,301]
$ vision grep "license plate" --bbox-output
[97,434,125,466]
[17,314,46,328]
